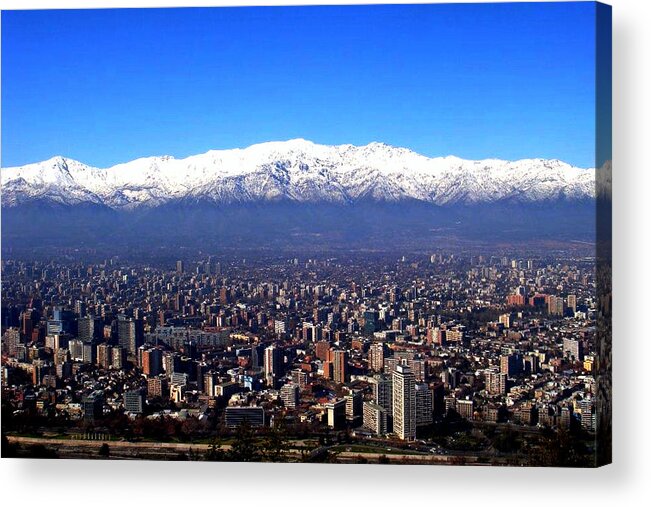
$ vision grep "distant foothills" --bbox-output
[1,139,602,250]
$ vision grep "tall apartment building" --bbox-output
[486,369,508,395]
[142,347,163,377]
[393,364,416,440]
[330,348,349,384]
[370,374,393,415]
[362,402,387,435]
[456,398,475,420]
[280,383,300,409]
[111,346,126,370]
[97,343,112,369]
[368,342,385,372]
[567,294,577,314]
[344,389,363,422]
[415,383,433,426]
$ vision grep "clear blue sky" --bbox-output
[2,3,598,168]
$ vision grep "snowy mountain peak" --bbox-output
[1,140,595,210]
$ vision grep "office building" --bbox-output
[123,389,145,414]
[225,406,265,428]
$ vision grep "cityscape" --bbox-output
[1,245,603,465]
[0,3,611,468]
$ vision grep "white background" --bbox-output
[0,0,649,505]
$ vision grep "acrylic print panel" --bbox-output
[0,2,612,467]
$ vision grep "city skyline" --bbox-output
[1,248,607,465]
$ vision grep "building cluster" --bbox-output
[1,251,598,440]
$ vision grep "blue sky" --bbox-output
[2,3,597,168]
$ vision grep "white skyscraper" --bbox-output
[393,364,416,440]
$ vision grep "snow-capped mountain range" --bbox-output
[1,139,595,209]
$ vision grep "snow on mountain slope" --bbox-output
[1,139,595,209]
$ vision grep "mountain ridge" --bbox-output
[1,139,595,210]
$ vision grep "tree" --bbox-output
[206,436,228,462]
[2,435,19,458]
[227,421,261,462]
[262,424,289,462]
[525,429,592,467]
[98,443,110,458]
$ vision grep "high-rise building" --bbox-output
[142,347,163,377]
[274,319,287,337]
[203,371,218,396]
[77,316,94,343]
[147,376,168,399]
[415,383,433,426]
[362,402,387,435]
[2,328,22,357]
[69,339,84,361]
[176,260,184,274]
[264,344,283,389]
[559,405,574,430]
[111,346,126,370]
[315,340,331,362]
[215,382,240,401]
[118,315,138,355]
[75,300,87,318]
[579,398,595,431]
[251,343,265,369]
[363,310,379,335]
[331,349,349,384]
[371,374,393,415]
[563,338,584,362]
[325,398,347,429]
[344,390,363,422]
[567,294,577,314]
[393,364,416,440]
[498,313,512,328]
[97,343,112,369]
[500,354,523,377]
[456,398,475,420]
[20,309,35,340]
[547,295,565,316]
[486,369,508,395]
[280,383,300,409]
[368,342,385,372]
[82,343,96,364]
